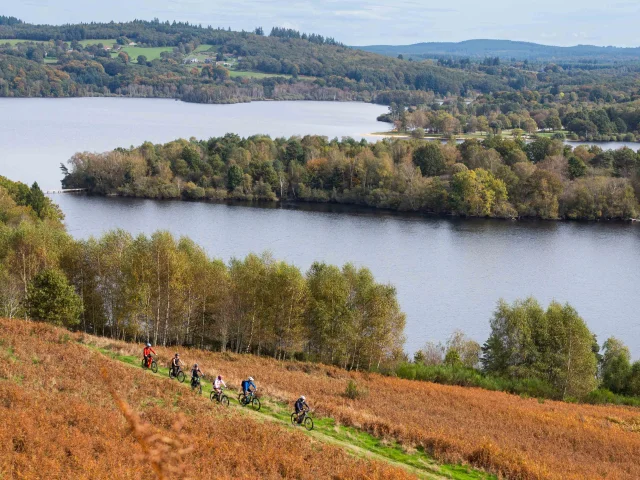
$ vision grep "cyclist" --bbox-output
[171,353,182,377]
[294,395,309,423]
[191,363,204,388]
[240,376,257,398]
[142,343,156,368]
[213,374,226,397]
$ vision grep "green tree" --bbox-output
[227,164,244,190]
[545,115,562,131]
[601,337,631,394]
[26,268,82,327]
[450,169,511,217]
[137,55,147,65]
[413,142,445,176]
[28,182,46,219]
[483,298,598,399]
[568,156,587,179]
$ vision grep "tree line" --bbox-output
[0,176,405,370]
[63,134,640,220]
[403,297,640,404]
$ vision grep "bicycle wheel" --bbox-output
[220,394,230,407]
[151,361,158,373]
[197,384,202,395]
[210,391,216,402]
[177,371,185,383]
[237,393,245,405]
[251,397,261,411]
[304,416,314,431]
[290,413,297,426]
[168,369,174,379]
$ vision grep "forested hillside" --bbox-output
[359,39,640,62]
[63,134,640,220]
[0,19,509,104]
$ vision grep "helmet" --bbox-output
[248,376,254,382]
[175,353,179,357]
[217,375,223,380]
[194,364,198,368]
[300,395,306,401]
[146,343,151,347]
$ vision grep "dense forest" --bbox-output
[0,175,405,370]
[2,18,640,133]
[63,134,640,220]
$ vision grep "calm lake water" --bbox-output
[54,194,640,356]
[1,98,639,355]
[0,98,387,190]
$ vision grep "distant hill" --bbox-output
[356,39,640,61]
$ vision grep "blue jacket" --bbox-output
[241,379,256,392]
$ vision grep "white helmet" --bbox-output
[300,395,306,401]
[248,377,254,382]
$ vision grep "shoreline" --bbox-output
[52,192,640,224]
[366,131,640,146]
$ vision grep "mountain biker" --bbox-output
[241,376,257,397]
[143,343,156,368]
[191,363,203,387]
[213,374,226,396]
[171,353,182,376]
[294,395,309,423]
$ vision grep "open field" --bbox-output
[79,38,116,46]
[112,45,175,61]
[229,70,293,79]
[0,39,45,45]
[0,318,420,480]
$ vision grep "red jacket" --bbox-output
[143,346,156,357]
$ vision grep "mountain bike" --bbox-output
[291,409,314,431]
[141,355,158,373]
[238,390,261,411]
[191,374,205,395]
[210,387,230,407]
[168,365,186,383]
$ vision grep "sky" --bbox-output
[5,0,640,47]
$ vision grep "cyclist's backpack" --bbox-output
[241,380,249,391]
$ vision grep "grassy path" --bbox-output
[94,346,493,480]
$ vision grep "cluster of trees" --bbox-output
[63,134,640,220]
[386,89,640,143]
[410,298,640,402]
[268,27,340,46]
[0,176,405,370]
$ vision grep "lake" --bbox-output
[54,194,640,356]
[2,98,639,355]
[0,98,387,189]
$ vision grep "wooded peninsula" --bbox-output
[63,134,640,220]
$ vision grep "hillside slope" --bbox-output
[83,325,640,479]
[357,39,640,61]
[0,318,419,479]
[3,319,640,479]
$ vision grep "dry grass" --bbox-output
[0,319,414,479]
[78,330,640,480]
